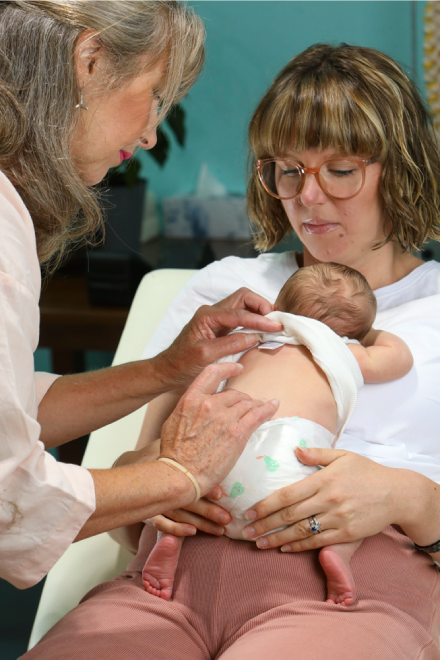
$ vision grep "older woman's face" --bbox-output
[71,63,164,186]
[280,149,388,268]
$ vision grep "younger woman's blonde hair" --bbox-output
[248,43,440,253]
[0,1,205,271]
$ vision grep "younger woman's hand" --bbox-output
[241,447,410,551]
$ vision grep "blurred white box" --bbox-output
[163,196,252,239]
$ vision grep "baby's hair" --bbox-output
[275,263,377,341]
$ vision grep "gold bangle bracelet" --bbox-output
[157,457,201,502]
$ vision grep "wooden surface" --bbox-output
[39,276,129,352]
[39,276,129,464]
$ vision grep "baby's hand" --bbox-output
[145,487,231,537]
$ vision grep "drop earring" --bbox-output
[75,89,88,110]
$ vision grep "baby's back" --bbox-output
[226,344,337,435]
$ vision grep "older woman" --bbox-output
[0,0,282,590]
[23,44,440,660]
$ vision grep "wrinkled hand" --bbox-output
[154,288,283,387]
[116,438,231,537]
[145,487,231,537]
[241,447,408,551]
[160,361,279,497]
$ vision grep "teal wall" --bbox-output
[139,1,427,203]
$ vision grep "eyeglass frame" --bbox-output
[256,156,378,201]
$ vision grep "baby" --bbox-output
[143,262,413,606]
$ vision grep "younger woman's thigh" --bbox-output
[214,526,440,660]
[22,526,440,660]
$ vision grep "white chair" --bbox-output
[28,268,197,650]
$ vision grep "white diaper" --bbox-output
[217,416,335,539]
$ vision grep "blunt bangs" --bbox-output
[254,70,384,161]
[248,43,440,253]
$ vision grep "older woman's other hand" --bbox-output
[154,288,283,387]
[160,361,279,497]
[145,487,230,538]
[242,447,410,551]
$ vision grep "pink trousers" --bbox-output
[23,525,440,660]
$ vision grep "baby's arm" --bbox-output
[348,329,413,383]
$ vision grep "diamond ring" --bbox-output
[308,516,322,534]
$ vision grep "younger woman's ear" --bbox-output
[75,30,103,88]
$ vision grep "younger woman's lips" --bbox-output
[303,222,339,235]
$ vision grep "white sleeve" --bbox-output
[34,371,60,405]
[0,175,95,589]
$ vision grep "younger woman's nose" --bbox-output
[299,173,327,206]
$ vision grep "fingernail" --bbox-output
[270,398,280,408]
[218,514,230,524]
[256,537,268,548]
[295,446,309,454]
[213,525,225,535]
[187,527,197,535]
[245,333,259,346]
[210,486,222,500]
[243,526,256,539]
[281,544,291,552]
[245,509,257,521]
[260,398,268,403]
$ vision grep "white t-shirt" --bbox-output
[0,170,95,589]
[142,252,440,483]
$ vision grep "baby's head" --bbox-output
[275,263,377,341]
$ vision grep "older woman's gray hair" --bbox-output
[0,1,204,270]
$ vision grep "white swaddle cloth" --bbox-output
[217,311,364,437]
[215,311,364,539]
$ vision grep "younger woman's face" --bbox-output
[280,149,388,268]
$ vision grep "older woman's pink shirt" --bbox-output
[0,171,95,589]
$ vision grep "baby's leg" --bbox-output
[318,539,362,606]
[142,532,184,601]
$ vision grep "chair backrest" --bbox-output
[28,268,197,649]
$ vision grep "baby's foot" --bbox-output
[318,543,358,606]
[142,534,181,601]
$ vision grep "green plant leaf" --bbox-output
[148,126,170,167]
[166,104,186,147]
[105,158,142,188]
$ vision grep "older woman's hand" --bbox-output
[145,487,231,538]
[126,441,231,536]
[153,288,283,388]
[241,447,410,551]
[159,360,279,497]
[116,442,232,538]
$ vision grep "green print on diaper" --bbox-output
[299,439,308,448]
[263,456,280,472]
[230,482,245,498]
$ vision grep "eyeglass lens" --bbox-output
[260,159,364,200]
